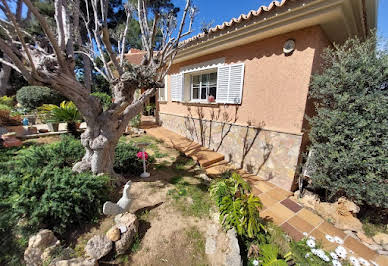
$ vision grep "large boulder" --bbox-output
[84,235,112,260]
[24,229,59,266]
[114,212,138,255]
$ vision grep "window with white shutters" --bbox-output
[170,73,183,101]
[216,63,245,104]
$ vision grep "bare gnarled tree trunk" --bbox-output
[0,0,196,177]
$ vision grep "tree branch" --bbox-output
[22,0,67,71]
[0,38,31,81]
[1,0,36,73]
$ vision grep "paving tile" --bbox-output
[317,221,346,240]
[374,255,388,265]
[280,198,303,213]
[281,222,304,241]
[265,188,292,202]
[287,215,315,234]
[260,209,283,224]
[296,208,323,228]
[252,187,263,196]
[266,202,295,224]
[310,228,338,250]
[259,192,278,208]
[344,236,377,261]
[254,181,275,193]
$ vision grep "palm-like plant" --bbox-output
[210,172,264,238]
[38,101,81,123]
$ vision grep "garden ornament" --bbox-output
[103,181,132,216]
[137,142,150,178]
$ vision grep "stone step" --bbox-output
[146,127,224,168]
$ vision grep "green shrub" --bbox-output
[114,142,154,175]
[16,86,65,111]
[308,34,388,208]
[16,135,84,173]
[0,96,14,107]
[0,103,11,111]
[91,92,112,111]
[210,173,264,238]
[11,167,110,235]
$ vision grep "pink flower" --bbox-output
[137,151,148,160]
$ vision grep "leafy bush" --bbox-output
[16,135,84,172]
[0,136,110,264]
[16,86,65,111]
[91,92,112,110]
[11,167,110,235]
[0,96,14,107]
[0,103,11,111]
[114,141,154,175]
[308,34,388,208]
[210,172,264,238]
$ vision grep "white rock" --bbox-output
[84,234,112,260]
[225,228,242,266]
[205,238,217,255]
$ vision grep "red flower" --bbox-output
[137,151,148,160]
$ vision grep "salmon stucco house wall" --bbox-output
[155,0,378,191]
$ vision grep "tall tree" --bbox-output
[0,0,196,180]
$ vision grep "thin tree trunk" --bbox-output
[0,64,11,96]
[83,56,92,91]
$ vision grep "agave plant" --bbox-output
[38,101,81,123]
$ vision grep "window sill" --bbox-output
[159,101,168,104]
[181,101,220,107]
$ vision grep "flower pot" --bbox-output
[47,122,59,132]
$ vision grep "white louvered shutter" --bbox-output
[170,73,183,101]
[228,63,244,104]
[216,65,230,103]
[216,63,244,104]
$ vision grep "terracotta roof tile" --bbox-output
[181,0,301,48]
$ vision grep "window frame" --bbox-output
[190,70,217,102]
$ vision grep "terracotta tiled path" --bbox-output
[146,127,387,265]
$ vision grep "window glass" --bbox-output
[209,73,217,86]
[190,71,217,101]
[209,87,217,99]
[201,87,207,99]
[193,87,199,99]
[192,75,200,87]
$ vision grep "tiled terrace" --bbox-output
[147,126,387,265]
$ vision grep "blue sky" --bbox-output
[174,0,388,39]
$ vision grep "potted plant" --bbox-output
[38,101,81,135]
[145,104,156,116]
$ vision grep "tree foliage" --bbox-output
[308,34,388,208]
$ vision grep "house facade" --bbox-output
[157,0,378,191]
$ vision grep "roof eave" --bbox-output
[174,0,377,64]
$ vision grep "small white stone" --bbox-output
[118,225,127,233]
